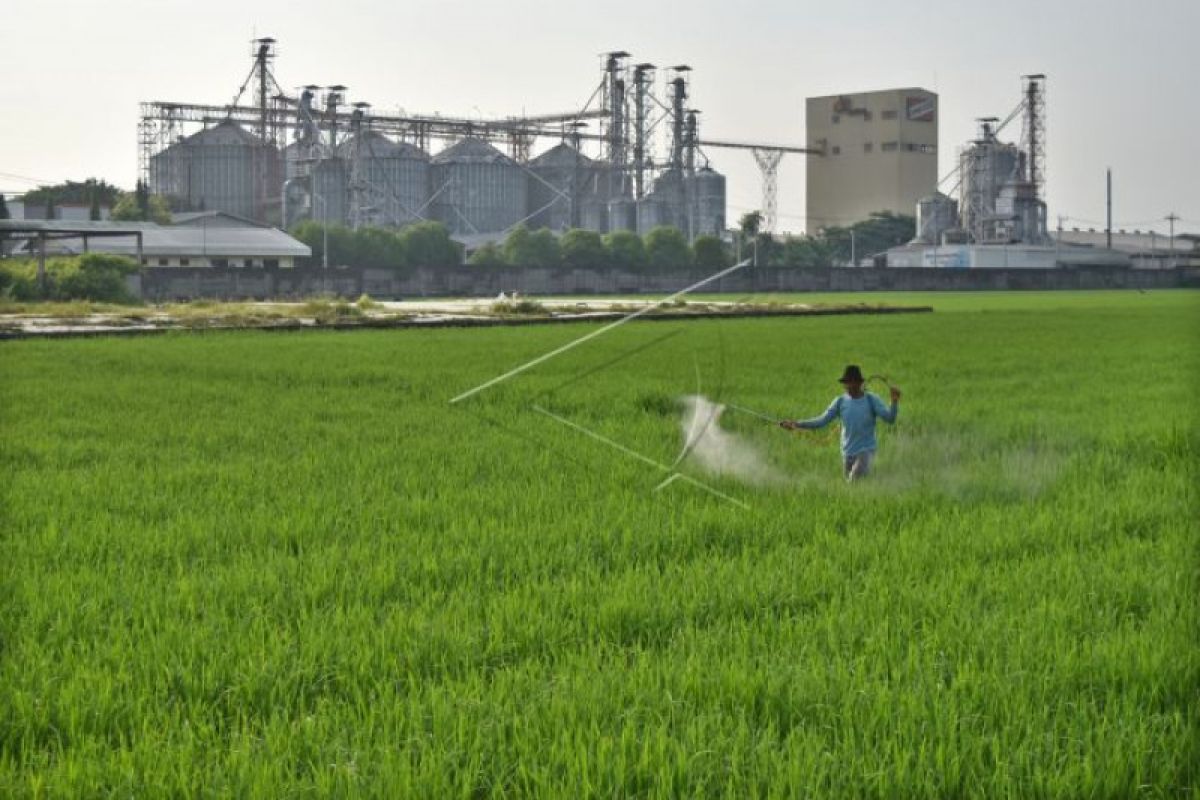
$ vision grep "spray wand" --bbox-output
[724,403,782,425]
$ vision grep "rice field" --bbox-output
[1,289,1197,797]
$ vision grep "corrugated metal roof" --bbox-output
[0,219,153,234]
[431,137,514,166]
[529,143,595,169]
[5,221,310,258]
[1052,230,1193,254]
[171,210,271,229]
[182,119,268,148]
[336,130,430,161]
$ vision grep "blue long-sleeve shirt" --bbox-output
[796,392,898,457]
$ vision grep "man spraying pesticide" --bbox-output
[780,365,902,481]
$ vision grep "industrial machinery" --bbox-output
[140,38,818,237]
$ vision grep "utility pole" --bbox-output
[1165,212,1180,268]
[1106,168,1112,251]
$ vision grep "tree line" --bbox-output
[286,211,915,271]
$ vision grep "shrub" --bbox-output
[0,254,138,303]
[691,235,730,269]
[644,226,693,271]
[468,242,506,268]
[503,224,560,268]
[603,230,647,272]
[560,229,606,269]
[402,222,463,268]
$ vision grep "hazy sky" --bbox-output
[3,0,1197,235]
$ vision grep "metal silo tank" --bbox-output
[579,200,609,233]
[649,169,687,232]
[431,138,528,235]
[339,131,431,228]
[150,120,279,222]
[959,139,1020,243]
[636,199,664,235]
[528,143,594,231]
[312,157,349,227]
[915,192,958,244]
[607,198,637,232]
[688,167,726,238]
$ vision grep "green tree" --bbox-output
[401,221,462,268]
[0,194,9,258]
[502,224,560,267]
[502,224,533,266]
[819,212,915,265]
[603,230,647,271]
[54,254,140,303]
[738,211,763,239]
[111,190,171,225]
[775,235,833,268]
[691,235,729,269]
[467,242,506,268]
[644,226,693,271]
[559,229,606,269]
[135,180,150,218]
[21,178,123,209]
[527,228,561,268]
[289,221,355,267]
[89,188,102,221]
[736,210,777,266]
[354,226,406,270]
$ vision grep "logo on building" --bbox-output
[906,96,935,122]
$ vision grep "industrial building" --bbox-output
[805,88,939,231]
[140,40,818,248]
[7,198,111,221]
[883,74,1135,269]
[9,219,310,269]
[1051,228,1198,269]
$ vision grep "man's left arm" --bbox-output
[876,388,901,423]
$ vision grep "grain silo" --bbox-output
[431,138,527,235]
[645,168,687,234]
[914,192,958,244]
[149,120,281,223]
[527,143,595,231]
[339,130,431,228]
[958,120,1022,244]
[311,158,349,228]
[688,167,726,238]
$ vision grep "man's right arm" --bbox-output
[784,398,840,430]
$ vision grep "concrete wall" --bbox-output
[136,265,1198,302]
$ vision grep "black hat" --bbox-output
[839,364,865,383]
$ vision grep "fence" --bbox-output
[132,264,1200,302]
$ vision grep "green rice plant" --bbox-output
[0,290,1195,797]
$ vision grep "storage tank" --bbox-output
[579,201,608,233]
[431,138,528,235]
[636,199,665,235]
[958,122,1022,244]
[914,192,959,245]
[607,198,637,232]
[993,178,1048,245]
[647,169,687,233]
[527,143,595,231]
[339,130,431,228]
[149,120,281,223]
[311,158,349,228]
[688,167,726,238]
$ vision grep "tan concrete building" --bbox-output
[806,88,938,232]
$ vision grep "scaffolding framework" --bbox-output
[139,39,819,233]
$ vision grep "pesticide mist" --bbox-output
[677,395,783,486]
